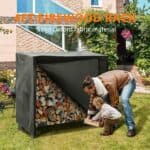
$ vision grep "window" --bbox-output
[65,27,78,51]
[35,0,71,14]
[17,0,72,14]
[17,0,33,13]
[23,25,80,51]
[91,0,102,7]
[23,26,62,47]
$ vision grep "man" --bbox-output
[82,70,136,137]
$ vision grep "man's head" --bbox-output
[93,96,104,110]
[82,76,96,95]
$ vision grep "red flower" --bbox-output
[121,29,133,40]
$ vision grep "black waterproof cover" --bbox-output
[16,51,108,136]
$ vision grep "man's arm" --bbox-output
[105,83,119,107]
[91,111,102,121]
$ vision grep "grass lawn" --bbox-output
[0,93,150,150]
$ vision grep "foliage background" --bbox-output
[78,0,150,74]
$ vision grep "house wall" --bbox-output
[116,0,125,13]
[102,0,117,13]
[0,24,62,63]
[56,0,125,13]
[0,0,16,16]
[0,0,125,16]
[0,0,126,67]
[0,0,16,63]
[0,24,16,62]
[16,25,62,52]
[55,0,83,13]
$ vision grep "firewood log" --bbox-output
[35,67,86,127]
[84,118,99,127]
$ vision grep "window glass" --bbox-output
[35,0,72,14]
[17,0,72,14]
[91,0,99,5]
[65,27,78,51]
[17,0,33,13]
[22,26,79,51]
[23,26,62,47]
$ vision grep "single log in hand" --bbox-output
[84,118,100,127]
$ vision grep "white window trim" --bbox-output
[17,0,75,14]
[61,26,65,50]
[77,38,83,51]
[33,0,35,14]
[91,0,102,8]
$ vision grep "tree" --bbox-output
[125,0,138,14]
[125,0,150,14]
[125,0,150,76]
[78,10,118,70]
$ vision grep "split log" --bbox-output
[84,118,99,127]
[35,67,86,127]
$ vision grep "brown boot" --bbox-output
[99,118,104,127]
[110,125,114,134]
[104,118,121,134]
[101,118,112,136]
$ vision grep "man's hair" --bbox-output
[82,75,94,89]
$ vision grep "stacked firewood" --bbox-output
[35,67,86,127]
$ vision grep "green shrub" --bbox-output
[77,10,118,70]
[77,9,150,71]
[0,69,16,88]
[85,33,118,70]
[136,59,150,77]
[0,70,16,100]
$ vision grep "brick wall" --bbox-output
[55,0,83,13]
[89,0,125,13]
[0,62,16,70]
[16,25,62,52]
[116,0,126,13]
[102,0,117,13]
[56,0,125,14]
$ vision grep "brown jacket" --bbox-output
[87,70,131,116]
[99,70,131,107]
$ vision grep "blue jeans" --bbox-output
[121,78,136,130]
